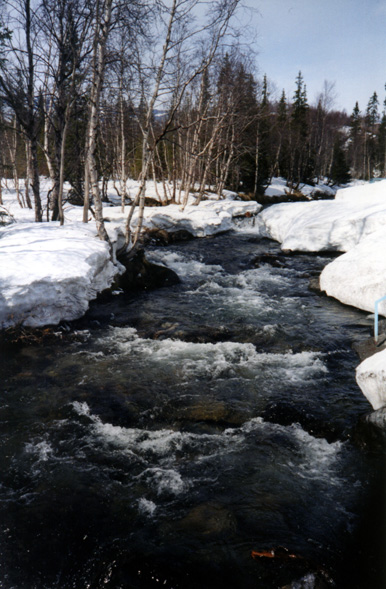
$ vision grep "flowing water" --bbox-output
[0,230,385,588]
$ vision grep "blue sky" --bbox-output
[244,0,386,113]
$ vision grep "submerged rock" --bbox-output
[261,400,342,443]
[117,248,180,291]
[164,502,237,536]
[167,398,248,429]
[251,252,289,268]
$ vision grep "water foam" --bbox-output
[138,497,157,516]
[92,329,328,385]
[25,439,54,462]
[147,250,223,282]
[71,403,343,498]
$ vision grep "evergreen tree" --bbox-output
[277,89,287,123]
[271,89,289,179]
[289,71,312,184]
[255,73,271,188]
[291,71,308,138]
[329,137,351,185]
[348,101,362,176]
[378,87,386,176]
[234,66,258,191]
[349,102,361,139]
[364,92,379,178]
[366,92,379,128]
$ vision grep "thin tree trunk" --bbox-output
[25,0,42,221]
[24,139,32,208]
[83,160,90,222]
[6,119,23,208]
[87,0,113,243]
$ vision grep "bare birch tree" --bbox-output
[0,0,43,221]
[85,0,113,243]
[38,0,93,223]
[124,0,240,250]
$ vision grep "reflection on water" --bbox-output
[0,232,385,588]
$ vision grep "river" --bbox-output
[0,230,385,588]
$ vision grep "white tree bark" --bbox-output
[87,0,113,243]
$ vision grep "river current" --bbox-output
[0,230,385,588]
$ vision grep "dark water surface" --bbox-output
[1,231,385,588]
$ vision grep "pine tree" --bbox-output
[329,137,351,185]
[348,101,362,176]
[289,71,312,184]
[364,92,379,178]
[366,92,379,128]
[377,86,386,176]
[277,89,287,123]
[270,89,289,179]
[255,74,271,188]
[349,102,361,139]
[291,71,308,138]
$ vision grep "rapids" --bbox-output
[0,231,385,588]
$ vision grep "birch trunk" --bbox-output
[24,139,32,208]
[87,0,113,243]
[125,0,178,247]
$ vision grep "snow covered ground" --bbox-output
[0,179,260,329]
[260,180,386,252]
[263,176,337,200]
[2,176,386,413]
[0,222,118,328]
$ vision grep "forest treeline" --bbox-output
[1,0,385,246]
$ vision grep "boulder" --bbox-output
[117,248,180,291]
[142,227,194,246]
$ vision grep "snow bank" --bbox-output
[264,177,336,199]
[104,200,261,238]
[356,349,386,410]
[334,179,383,202]
[260,179,386,252]
[319,229,386,314]
[0,222,118,328]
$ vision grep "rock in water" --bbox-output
[117,248,180,291]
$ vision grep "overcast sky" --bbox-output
[244,0,386,113]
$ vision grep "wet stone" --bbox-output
[117,248,180,291]
[353,332,386,362]
[168,399,248,428]
[165,502,237,536]
[142,227,194,246]
[308,277,321,293]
